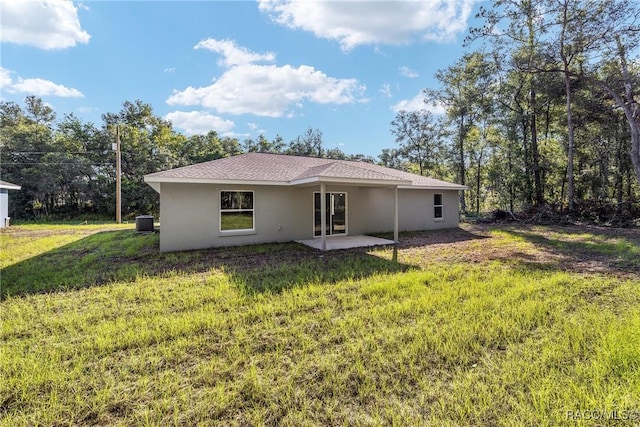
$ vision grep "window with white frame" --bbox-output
[220,191,254,231]
[434,193,443,219]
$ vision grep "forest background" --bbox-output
[1,0,639,224]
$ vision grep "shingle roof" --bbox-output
[145,153,466,190]
[291,161,407,183]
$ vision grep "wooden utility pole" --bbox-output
[115,126,122,224]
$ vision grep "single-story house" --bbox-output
[0,180,21,228]
[144,153,467,252]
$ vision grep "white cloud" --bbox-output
[195,39,275,67]
[399,66,419,78]
[0,67,12,88]
[380,83,392,98]
[0,67,84,97]
[164,110,235,135]
[392,93,424,112]
[392,92,446,115]
[167,39,365,117]
[246,123,267,135]
[11,78,84,97]
[258,0,475,50]
[164,67,176,73]
[225,131,251,139]
[0,0,90,50]
[77,105,97,113]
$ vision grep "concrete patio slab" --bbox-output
[296,235,396,251]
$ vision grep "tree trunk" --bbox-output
[615,126,624,208]
[560,170,566,213]
[530,88,543,206]
[507,137,514,213]
[560,2,575,211]
[597,139,608,200]
[560,65,640,189]
[616,36,640,187]
[545,27,640,190]
[525,4,543,207]
[590,38,640,188]
[476,149,483,214]
[521,115,532,205]
[459,115,466,213]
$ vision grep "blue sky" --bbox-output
[1,0,480,157]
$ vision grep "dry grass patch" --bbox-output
[387,224,640,279]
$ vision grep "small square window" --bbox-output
[434,194,443,219]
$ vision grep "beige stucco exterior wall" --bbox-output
[0,190,9,228]
[157,182,461,252]
[159,183,307,251]
[359,188,460,233]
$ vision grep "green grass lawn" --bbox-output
[1,223,639,426]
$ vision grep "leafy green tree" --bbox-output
[219,136,243,158]
[378,148,407,171]
[287,128,324,157]
[471,0,551,207]
[471,0,640,213]
[390,109,447,177]
[325,147,348,160]
[102,100,178,218]
[347,153,375,163]
[0,97,59,217]
[50,114,106,216]
[243,134,285,154]
[426,52,495,212]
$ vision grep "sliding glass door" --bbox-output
[314,192,347,237]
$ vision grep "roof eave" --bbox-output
[143,176,290,186]
[143,175,463,190]
[147,182,161,193]
[399,185,468,190]
[290,176,412,187]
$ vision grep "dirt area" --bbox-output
[4,223,637,299]
[1,225,125,239]
[179,224,640,282]
[394,224,640,279]
[152,223,640,281]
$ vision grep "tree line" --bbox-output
[0,97,373,220]
[387,0,639,221]
[1,0,638,223]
